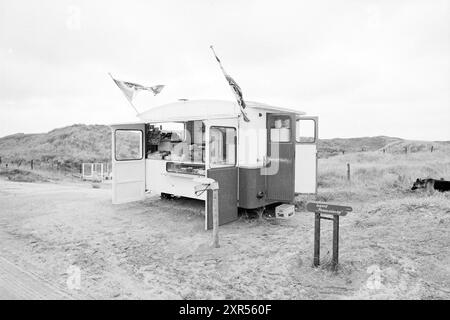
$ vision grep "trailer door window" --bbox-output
[269,115,291,142]
[209,127,236,167]
[115,130,143,161]
[296,119,316,143]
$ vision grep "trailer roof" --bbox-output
[137,99,305,122]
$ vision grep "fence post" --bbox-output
[30,160,34,170]
[347,163,351,182]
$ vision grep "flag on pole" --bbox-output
[109,73,165,114]
[210,46,250,122]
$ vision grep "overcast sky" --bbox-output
[0,0,449,140]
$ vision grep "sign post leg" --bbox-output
[212,189,220,248]
[332,215,339,270]
[313,212,321,267]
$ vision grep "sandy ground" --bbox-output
[0,178,449,300]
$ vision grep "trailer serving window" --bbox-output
[209,126,236,167]
[115,129,143,161]
[146,121,205,162]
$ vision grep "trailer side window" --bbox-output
[115,130,143,161]
[296,119,316,143]
[209,127,236,167]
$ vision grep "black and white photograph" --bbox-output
[0,0,449,305]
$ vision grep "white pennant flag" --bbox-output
[109,73,164,113]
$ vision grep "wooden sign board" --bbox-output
[306,202,353,216]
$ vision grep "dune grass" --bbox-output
[0,168,50,183]
[316,150,450,202]
[0,165,82,183]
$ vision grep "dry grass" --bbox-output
[316,150,450,202]
[0,168,50,183]
[0,165,83,183]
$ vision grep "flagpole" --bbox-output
[209,46,250,122]
[108,73,140,115]
[210,46,227,77]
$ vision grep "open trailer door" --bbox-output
[266,113,296,202]
[205,119,238,230]
[111,123,146,204]
[295,117,318,194]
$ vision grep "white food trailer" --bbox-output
[111,99,318,230]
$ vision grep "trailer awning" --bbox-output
[137,100,305,123]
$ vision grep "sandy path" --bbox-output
[0,257,78,300]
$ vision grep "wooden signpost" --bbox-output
[194,177,220,248]
[306,202,353,270]
[211,184,220,248]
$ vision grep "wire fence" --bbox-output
[0,157,111,180]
